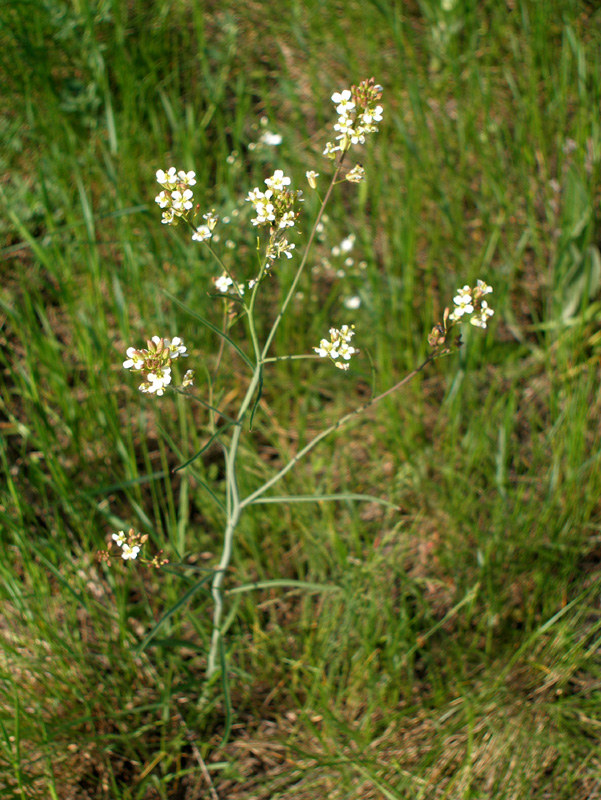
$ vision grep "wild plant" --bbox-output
[99,78,493,690]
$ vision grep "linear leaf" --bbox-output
[247,493,399,509]
[173,424,233,473]
[227,579,339,596]
[136,573,215,655]
[163,290,254,369]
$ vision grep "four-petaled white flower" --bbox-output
[171,189,194,212]
[215,274,233,293]
[265,170,291,192]
[144,368,172,396]
[192,225,212,242]
[451,286,474,318]
[123,347,144,370]
[177,170,196,186]
[166,337,187,359]
[476,279,493,296]
[278,211,296,229]
[156,167,177,186]
[121,543,140,560]
[112,531,127,547]
[470,301,494,328]
[332,89,355,116]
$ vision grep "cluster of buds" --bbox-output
[123,336,188,396]
[155,168,196,225]
[428,279,495,348]
[314,324,357,370]
[97,528,168,568]
[324,78,384,158]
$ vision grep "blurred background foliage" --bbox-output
[1,0,601,797]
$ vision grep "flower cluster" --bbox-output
[245,170,303,264]
[314,325,356,370]
[323,78,384,158]
[123,336,188,396]
[449,279,494,328]
[155,168,196,225]
[97,528,169,568]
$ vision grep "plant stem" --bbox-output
[206,364,261,676]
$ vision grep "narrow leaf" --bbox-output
[136,573,215,654]
[248,493,399,509]
[163,290,254,369]
[227,579,339,596]
[173,424,233,473]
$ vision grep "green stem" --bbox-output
[206,364,262,676]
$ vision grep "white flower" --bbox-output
[361,105,383,124]
[470,301,494,328]
[112,531,127,547]
[166,337,187,358]
[192,225,212,242]
[145,368,172,396]
[332,89,355,116]
[278,211,296,229]
[161,209,175,225]
[340,234,355,253]
[306,170,319,188]
[476,279,493,295]
[265,170,291,192]
[177,170,196,186]
[343,295,361,310]
[246,187,264,203]
[251,199,275,226]
[182,369,194,387]
[338,342,356,360]
[121,543,140,560]
[156,167,177,185]
[155,190,170,208]
[452,286,473,317]
[259,131,283,146]
[215,274,233,293]
[123,347,144,370]
[315,338,338,358]
[171,189,194,212]
[248,279,257,289]
[338,324,355,342]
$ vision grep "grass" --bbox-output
[1,0,601,796]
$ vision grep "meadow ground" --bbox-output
[2,0,601,797]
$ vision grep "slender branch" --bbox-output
[240,354,436,508]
